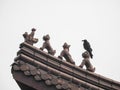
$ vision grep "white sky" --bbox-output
[0,0,120,89]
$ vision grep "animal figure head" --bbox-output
[31,28,36,31]
[63,42,70,49]
[82,51,90,58]
[43,34,50,41]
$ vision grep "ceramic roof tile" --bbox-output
[11,42,120,90]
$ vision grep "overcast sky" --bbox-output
[0,0,120,89]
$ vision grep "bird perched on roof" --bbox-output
[82,39,93,58]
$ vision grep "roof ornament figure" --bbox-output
[58,42,75,65]
[82,39,93,58]
[23,28,38,45]
[79,51,95,72]
[40,34,56,55]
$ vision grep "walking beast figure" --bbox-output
[79,51,95,72]
[40,34,56,55]
[58,42,75,64]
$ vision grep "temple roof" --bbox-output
[11,42,120,90]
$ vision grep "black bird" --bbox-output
[82,39,93,58]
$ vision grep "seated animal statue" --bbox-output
[23,28,38,45]
[58,42,75,65]
[40,34,56,55]
[79,51,95,72]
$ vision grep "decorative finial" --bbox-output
[23,28,38,45]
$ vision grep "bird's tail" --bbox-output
[88,51,93,58]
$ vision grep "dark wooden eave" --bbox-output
[11,42,120,90]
